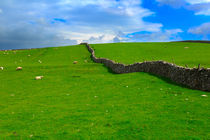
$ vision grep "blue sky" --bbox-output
[0,0,210,49]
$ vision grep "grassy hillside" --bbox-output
[0,44,209,139]
[91,42,210,68]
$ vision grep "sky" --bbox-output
[0,0,210,49]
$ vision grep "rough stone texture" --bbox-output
[176,40,210,44]
[80,43,210,92]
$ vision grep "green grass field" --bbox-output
[91,42,210,68]
[0,43,209,139]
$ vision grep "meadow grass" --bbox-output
[0,44,209,139]
[91,42,210,68]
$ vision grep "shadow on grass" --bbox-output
[101,64,191,91]
[147,73,189,89]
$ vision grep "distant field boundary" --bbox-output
[81,43,210,92]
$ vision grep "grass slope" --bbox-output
[91,42,210,68]
[0,44,209,139]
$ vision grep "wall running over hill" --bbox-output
[81,43,210,92]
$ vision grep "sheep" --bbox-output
[73,61,78,64]
[0,67,3,70]
[201,95,207,97]
[16,67,22,71]
[35,76,44,80]
[38,60,42,63]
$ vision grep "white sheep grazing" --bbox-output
[0,67,3,70]
[201,95,207,97]
[35,76,44,80]
[73,61,78,64]
[38,60,42,63]
[16,67,22,71]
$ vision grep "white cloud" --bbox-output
[59,0,162,33]
[58,0,144,16]
[127,29,183,42]
[188,3,210,15]
[188,22,210,39]
[195,8,210,15]
[156,0,186,8]
[185,0,210,4]
[0,0,163,49]
[0,20,78,49]
[157,0,210,5]
[82,34,116,44]
[156,0,210,16]
[113,36,121,43]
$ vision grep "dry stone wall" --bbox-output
[81,43,210,92]
[177,40,210,44]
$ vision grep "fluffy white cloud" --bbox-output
[186,0,210,4]
[195,9,210,15]
[0,0,163,49]
[188,3,210,15]
[82,34,116,44]
[188,22,210,39]
[156,0,186,8]
[127,29,183,42]
[156,0,210,16]
[59,0,162,33]
[0,21,78,49]
[113,36,121,43]
[157,0,210,5]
